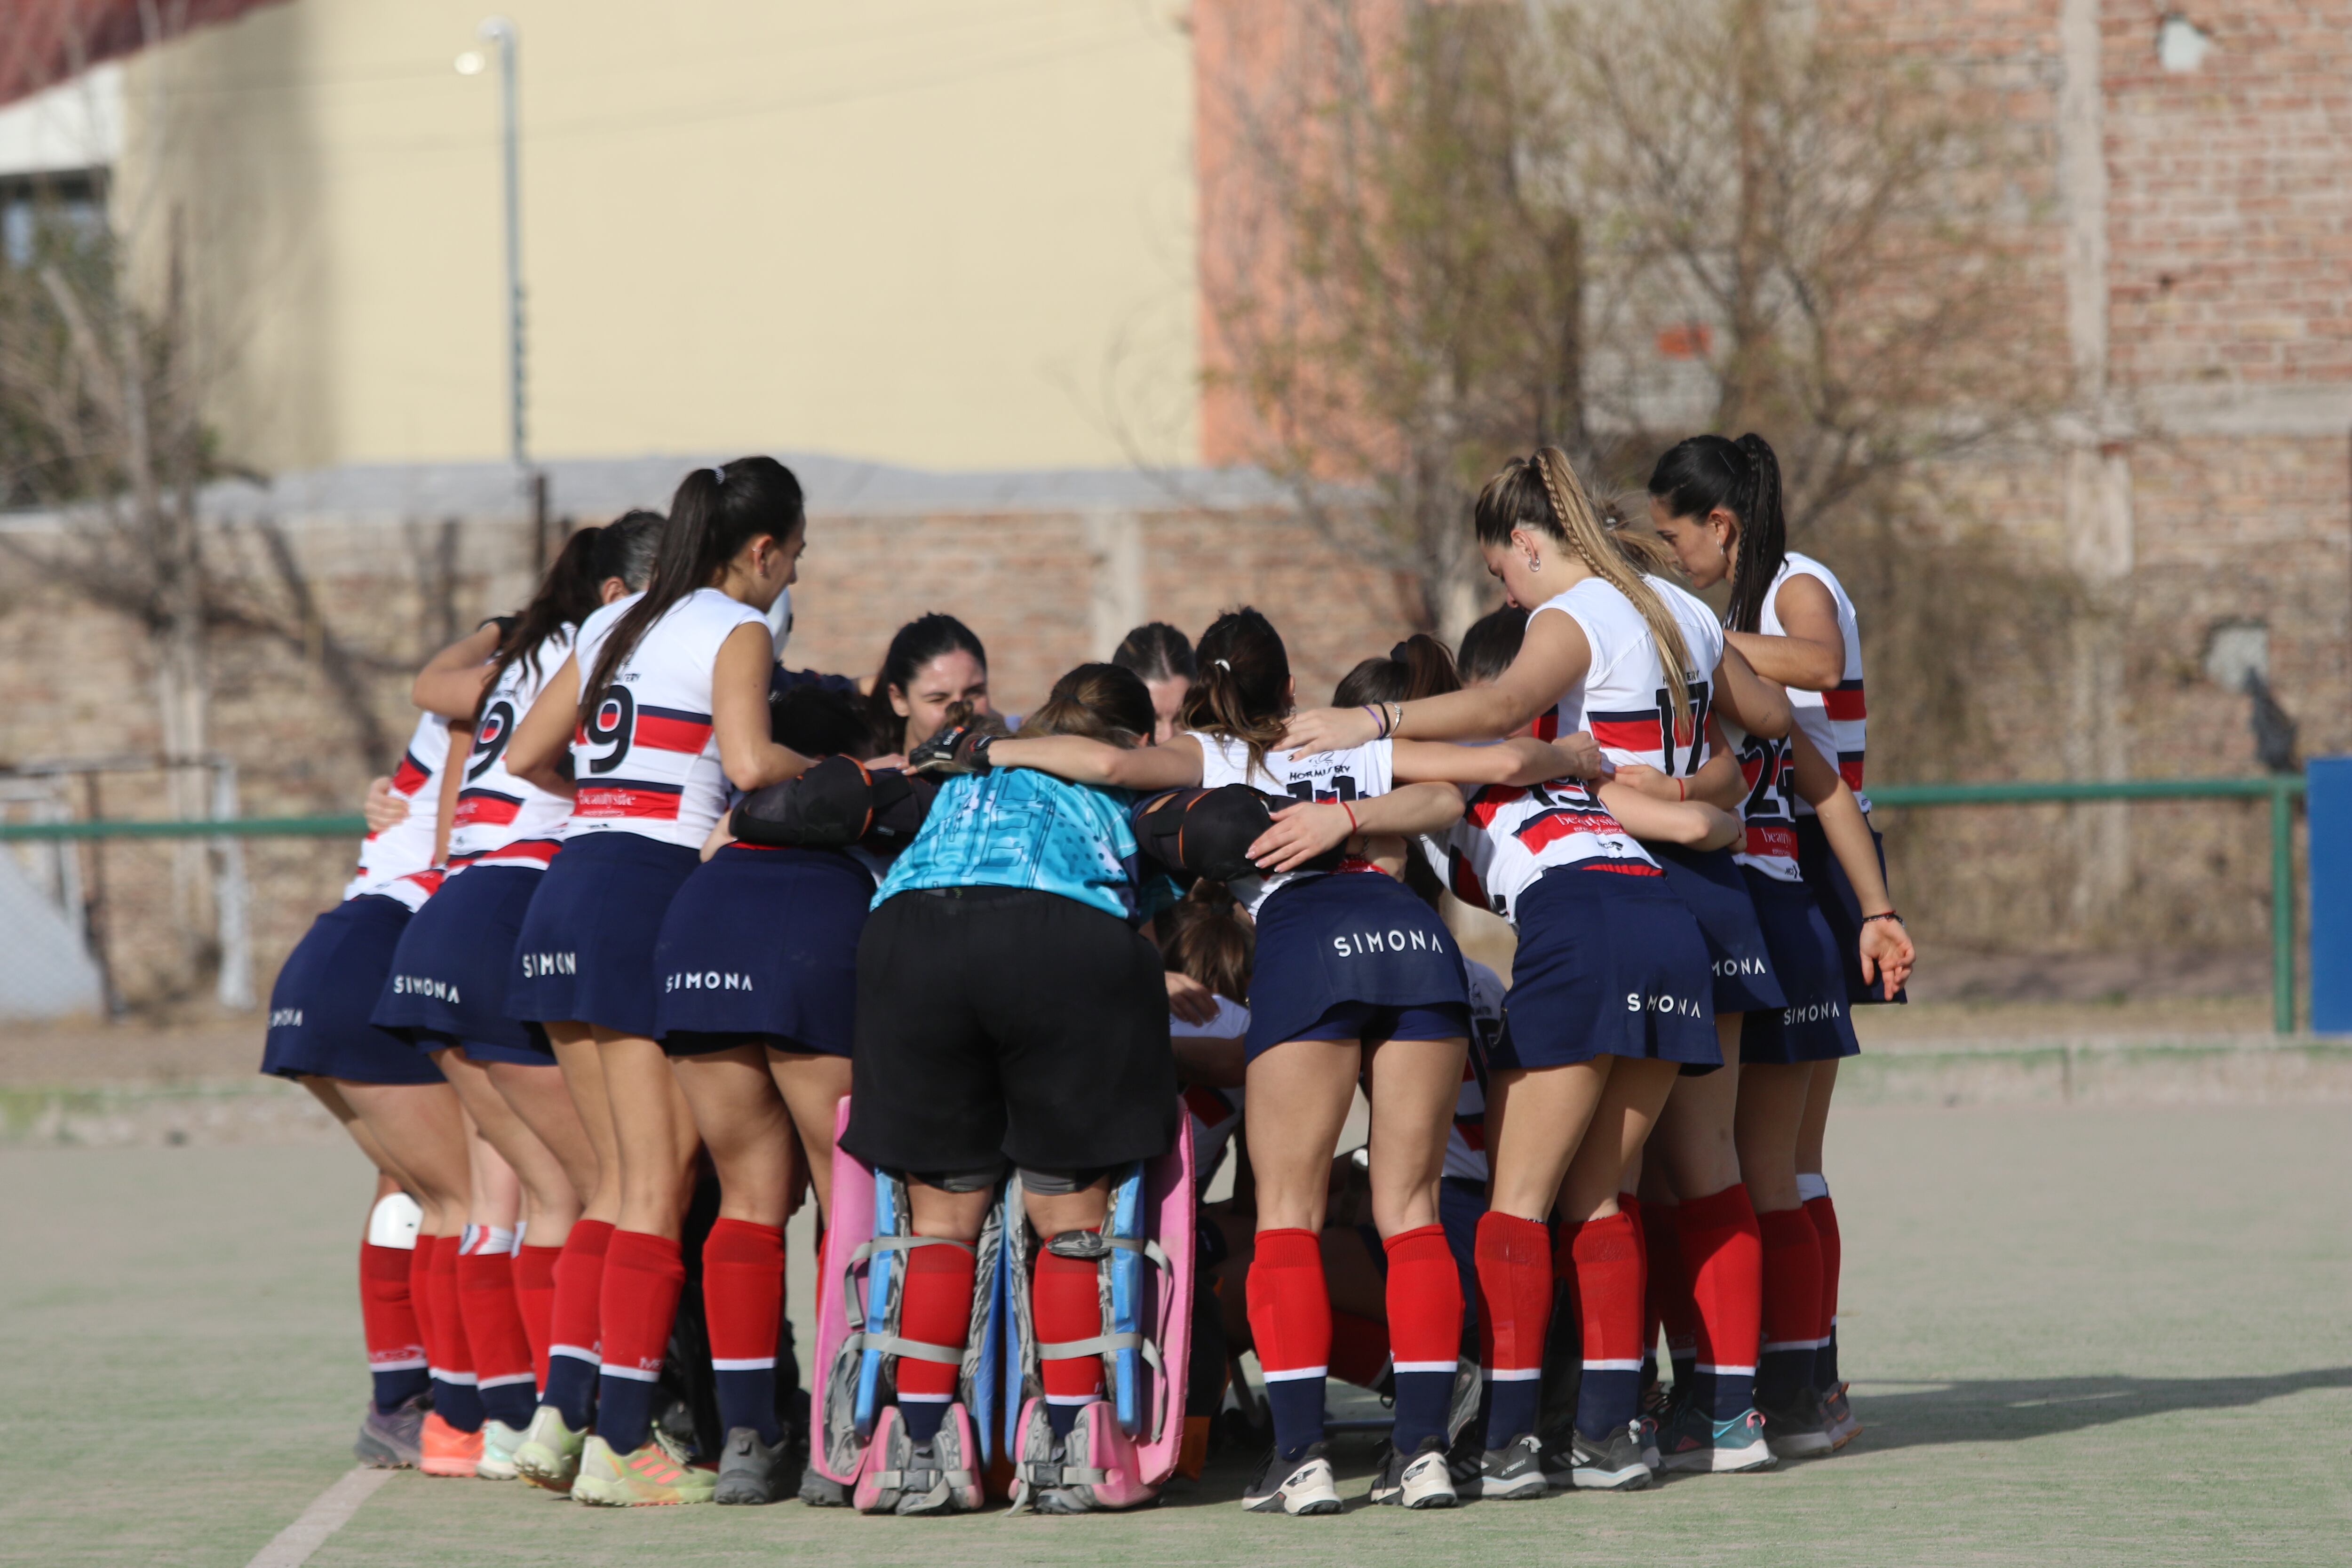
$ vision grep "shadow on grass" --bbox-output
[1842,1368,2352,1450]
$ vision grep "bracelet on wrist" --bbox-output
[1341,801,1359,835]
[1862,909,1902,926]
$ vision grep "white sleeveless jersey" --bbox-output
[1425,772,1659,926]
[1762,552,1868,814]
[449,628,578,871]
[1175,995,1249,1192]
[1442,960,1504,1183]
[1192,731,1394,916]
[345,712,450,910]
[1533,577,1715,779]
[568,589,770,849]
[1727,719,1804,883]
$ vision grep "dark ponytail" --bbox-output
[1456,606,1528,685]
[577,460,804,730]
[1178,607,1292,774]
[1645,432,1788,634]
[474,509,665,724]
[1332,633,1461,707]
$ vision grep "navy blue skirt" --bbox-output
[261,897,444,1086]
[1793,813,1907,1006]
[653,844,870,1057]
[505,832,701,1038]
[1245,871,1469,1058]
[1738,868,1861,1065]
[1494,867,1719,1070]
[371,865,551,1062]
[1654,843,1785,1015]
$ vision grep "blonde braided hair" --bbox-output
[1528,448,1695,739]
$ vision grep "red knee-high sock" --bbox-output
[425,1234,484,1430]
[1560,1210,1645,1440]
[543,1219,612,1430]
[512,1244,560,1389]
[896,1242,976,1443]
[1246,1228,1331,1461]
[1804,1192,1842,1390]
[1639,1197,1697,1386]
[1475,1211,1550,1449]
[459,1231,537,1425]
[1676,1183,1763,1420]
[703,1218,786,1446]
[1756,1205,1823,1408]
[359,1238,428,1411]
[594,1229,686,1453]
[1383,1224,1462,1453]
[1035,1245,1105,1436]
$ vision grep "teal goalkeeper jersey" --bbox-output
[873,769,1176,924]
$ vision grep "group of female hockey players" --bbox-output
[260,433,1914,1518]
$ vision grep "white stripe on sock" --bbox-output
[1695,1362,1756,1376]
[427,1368,479,1386]
[549,1343,598,1364]
[478,1372,537,1390]
[1761,1338,1828,1353]
[367,1354,428,1372]
[898,1392,953,1403]
[597,1363,662,1383]
[1582,1358,1643,1372]
[1482,1367,1542,1382]
[711,1357,775,1372]
[1391,1360,1455,1374]
[1045,1394,1097,1406]
[1259,1364,1328,1383]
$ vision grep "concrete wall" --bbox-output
[118,0,1200,475]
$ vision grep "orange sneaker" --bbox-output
[421,1412,486,1478]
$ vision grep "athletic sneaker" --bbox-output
[1758,1386,1835,1461]
[798,1470,850,1507]
[512,1403,586,1493]
[419,1413,484,1478]
[1241,1443,1343,1515]
[1444,1428,1488,1498]
[1368,1435,1458,1509]
[572,1431,716,1507]
[1821,1383,1862,1450]
[1473,1434,1549,1501]
[476,1418,524,1481]
[854,1405,985,1516]
[353,1395,425,1469]
[713,1427,789,1505]
[1656,1404,1777,1474]
[1563,1420,1653,1491]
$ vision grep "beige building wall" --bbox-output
[124,0,1200,476]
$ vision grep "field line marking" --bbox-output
[246,1466,392,1568]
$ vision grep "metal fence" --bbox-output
[0,777,2312,1032]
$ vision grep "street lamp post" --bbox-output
[460,17,537,551]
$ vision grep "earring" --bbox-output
[1526,554,1542,573]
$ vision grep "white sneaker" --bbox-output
[1241,1442,1343,1514]
[1368,1436,1458,1509]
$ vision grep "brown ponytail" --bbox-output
[1494,449,1696,733]
[1176,608,1292,777]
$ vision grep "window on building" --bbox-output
[0,168,108,269]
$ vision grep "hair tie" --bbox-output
[1214,658,1232,672]
[708,465,727,486]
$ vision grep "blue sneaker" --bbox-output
[1657,1403,1777,1474]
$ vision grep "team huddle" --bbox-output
[261,435,1915,1517]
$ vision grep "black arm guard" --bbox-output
[1131,785,1343,883]
[731,756,937,850]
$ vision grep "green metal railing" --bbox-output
[0,777,2310,1031]
[1869,775,2306,1034]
